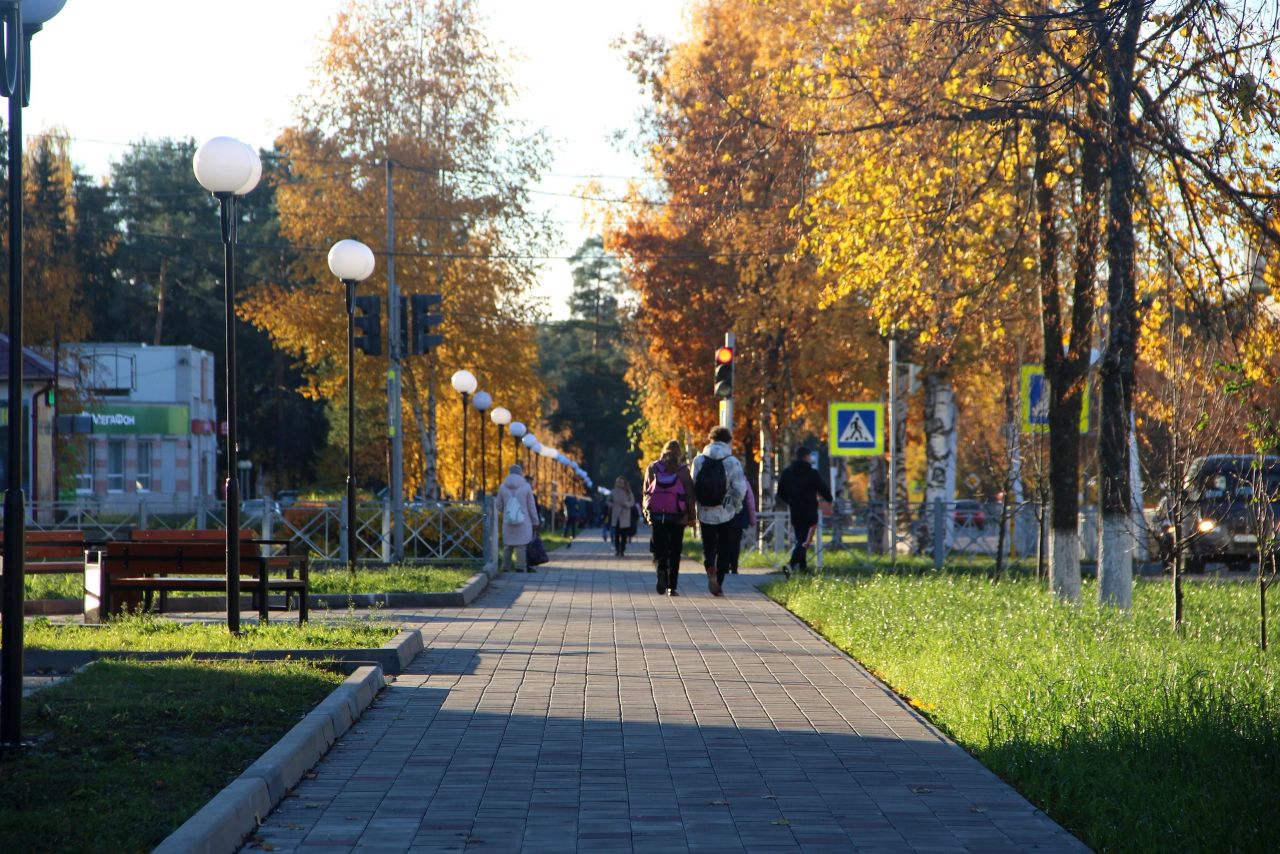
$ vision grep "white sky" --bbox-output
[23,0,691,318]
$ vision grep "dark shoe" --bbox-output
[666,588,678,597]
[706,568,722,597]
[526,568,536,573]
[730,568,739,574]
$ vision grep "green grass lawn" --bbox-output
[22,563,477,601]
[762,572,1279,853]
[19,612,397,651]
[725,543,1038,574]
[24,572,79,600]
[538,532,572,552]
[0,659,344,853]
[308,563,476,595]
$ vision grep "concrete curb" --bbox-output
[25,627,424,676]
[153,664,386,854]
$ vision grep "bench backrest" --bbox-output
[130,529,253,542]
[94,540,263,575]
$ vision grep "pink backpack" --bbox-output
[645,463,686,516]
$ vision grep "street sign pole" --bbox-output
[385,158,404,560]
[888,338,898,568]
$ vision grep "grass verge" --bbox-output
[24,573,79,601]
[538,532,572,552]
[308,563,476,595]
[0,659,343,853]
[762,572,1279,853]
[19,612,397,651]
[23,563,478,602]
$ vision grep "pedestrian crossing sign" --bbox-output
[828,403,884,457]
[1020,365,1089,434]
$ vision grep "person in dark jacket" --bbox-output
[776,446,832,573]
[562,494,580,546]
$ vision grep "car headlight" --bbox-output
[1196,518,1217,534]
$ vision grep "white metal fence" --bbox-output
[746,501,1130,569]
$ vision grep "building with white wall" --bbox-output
[65,343,218,514]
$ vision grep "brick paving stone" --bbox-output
[246,539,1087,853]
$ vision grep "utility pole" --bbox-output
[385,157,404,560]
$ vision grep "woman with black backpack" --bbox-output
[643,440,696,595]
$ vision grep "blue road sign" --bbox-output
[1020,365,1088,434]
[828,403,884,457]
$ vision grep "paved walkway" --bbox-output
[248,539,1085,853]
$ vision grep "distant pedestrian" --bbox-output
[597,492,611,542]
[692,426,748,596]
[728,478,757,575]
[643,440,696,596]
[776,446,833,573]
[562,493,580,546]
[609,477,636,557]
[496,464,540,573]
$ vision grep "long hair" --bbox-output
[660,440,683,466]
[613,476,632,495]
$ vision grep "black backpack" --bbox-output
[695,456,729,506]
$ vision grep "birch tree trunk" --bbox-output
[923,374,957,554]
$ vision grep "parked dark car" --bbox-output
[953,499,986,530]
[1156,455,1280,572]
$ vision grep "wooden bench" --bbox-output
[0,530,104,576]
[84,532,308,623]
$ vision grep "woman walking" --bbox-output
[495,464,540,572]
[609,476,636,557]
[643,440,696,596]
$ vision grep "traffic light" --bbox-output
[714,345,734,398]
[410,293,444,355]
[353,295,382,356]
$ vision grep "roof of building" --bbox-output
[0,333,77,382]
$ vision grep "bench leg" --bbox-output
[259,573,269,622]
[299,586,308,623]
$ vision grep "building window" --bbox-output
[75,443,94,494]
[107,440,125,492]
[136,441,152,492]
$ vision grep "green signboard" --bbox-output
[78,404,190,435]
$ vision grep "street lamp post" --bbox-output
[450,370,477,499]
[490,407,511,485]
[523,434,539,504]
[508,421,527,475]
[192,137,262,635]
[328,239,376,576]
[471,391,492,494]
[1,0,67,751]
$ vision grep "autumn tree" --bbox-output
[244,0,551,500]
[611,0,882,505]
[0,130,98,346]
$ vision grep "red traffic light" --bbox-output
[715,346,734,364]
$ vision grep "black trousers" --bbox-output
[613,525,628,555]
[651,521,685,591]
[790,519,814,570]
[701,521,739,583]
